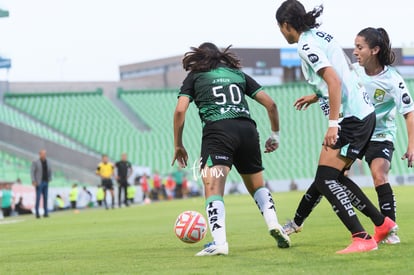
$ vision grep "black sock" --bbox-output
[376,183,396,222]
[313,165,365,235]
[293,182,322,226]
[338,174,384,226]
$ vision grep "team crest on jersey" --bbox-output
[373,89,385,102]
[402,93,411,104]
[307,54,319,64]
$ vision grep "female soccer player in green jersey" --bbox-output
[276,0,396,254]
[172,42,290,256]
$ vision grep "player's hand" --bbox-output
[401,148,414,168]
[265,131,279,153]
[323,127,339,150]
[294,94,318,111]
[172,146,188,168]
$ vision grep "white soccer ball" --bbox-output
[174,210,207,243]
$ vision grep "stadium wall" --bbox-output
[0,121,100,184]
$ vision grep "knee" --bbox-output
[371,173,388,187]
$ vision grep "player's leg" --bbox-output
[370,157,399,244]
[316,147,377,253]
[283,182,321,235]
[241,172,290,248]
[195,165,229,256]
[370,158,395,220]
[338,173,385,226]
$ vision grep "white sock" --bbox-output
[205,196,226,245]
[254,187,280,230]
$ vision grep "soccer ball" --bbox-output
[174,210,207,243]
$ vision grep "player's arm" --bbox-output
[402,111,414,167]
[294,94,319,110]
[254,90,280,153]
[318,66,341,148]
[172,96,190,167]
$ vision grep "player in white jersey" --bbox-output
[354,27,414,244]
[276,0,397,254]
[282,27,411,247]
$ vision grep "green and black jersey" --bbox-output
[179,66,262,124]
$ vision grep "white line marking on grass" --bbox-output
[0,219,25,225]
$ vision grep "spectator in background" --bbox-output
[182,176,188,198]
[31,149,52,218]
[115,153,133,207]
[140,174,149,201]
[152,171,162,200]
[127,184,136,204]
[96,154,115,209]
[15,196,33,215]
[165,174,175,200]
[82,186,93,208]
[1,183,15,217]
[53,195,66,211]
[172,167,185,199]
[289,179,298,191]
[69,184,79,209]
[96,185,104,207]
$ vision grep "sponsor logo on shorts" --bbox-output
[382,148,390,157]
[307,53,319,63]
[402,93,411,104]
[351,149,360,154]
[215,155,229,160]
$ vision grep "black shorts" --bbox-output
[200,118,263,174]
[102,179,113,190]
[332,112,376,160]
[364,140,395,165]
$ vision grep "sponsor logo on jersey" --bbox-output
[373,89,385,102]
[302,44,310,51]
[402,93,411,104]
[399,82,405,89]
[307,53,319,64]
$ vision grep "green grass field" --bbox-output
[1,185,413,274]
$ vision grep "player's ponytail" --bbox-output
[276,0,323,32]
[182,42,241,72]
[357,27,395,66]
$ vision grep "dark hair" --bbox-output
[357,27,395,66]
[182,42,241,72]
[276,0,323,32]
